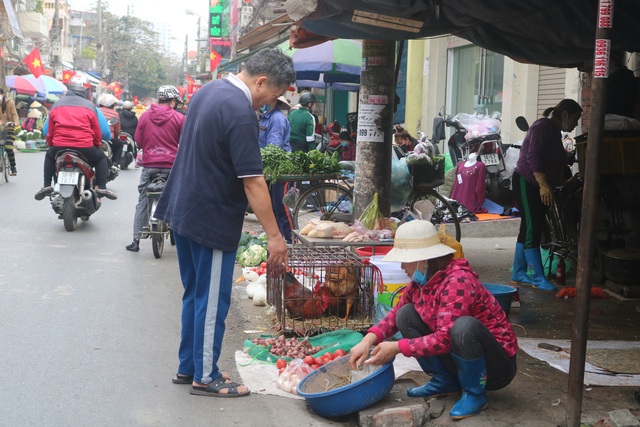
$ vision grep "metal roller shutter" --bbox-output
[537,66,566,117]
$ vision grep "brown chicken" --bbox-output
[324,263,360,320]
[283,272,326,320]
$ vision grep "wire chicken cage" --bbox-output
[267,246,382,337]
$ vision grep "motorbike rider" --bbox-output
[288,92,317,152]
[0,87,19,175]
[98,93,123,166]
[35,75,116,201]
[119,101,139,137]
[125,85,185,252]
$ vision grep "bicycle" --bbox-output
[139,172,175,258]
[289,160,462,242]
[0,129,10,184]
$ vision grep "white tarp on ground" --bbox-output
[235,350,422,399]
[518,338,640,386]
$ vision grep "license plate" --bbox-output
[481,154,500,166]
[122,145,128,152]
[58,171,79,185]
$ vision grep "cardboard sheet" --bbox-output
[518,338,640,386]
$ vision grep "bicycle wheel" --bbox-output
[0,151,9,184]
[292,183,353,230]
[410,188,461,242]
[152,221,165,259]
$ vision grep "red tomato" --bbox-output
[333,349,347,358]
[303,355,316,366]
[276,359,287,369]
[311,364,320,370]
[279,367,285,375]
[315,357,325,366]
[323,353,334,361]
[260,262,268,269]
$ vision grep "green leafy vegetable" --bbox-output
[260,146,342,181]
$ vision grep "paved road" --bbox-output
[0,151,338,427]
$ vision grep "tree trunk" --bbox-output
[354,40,396,219]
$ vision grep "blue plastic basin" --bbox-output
[297,355,395,418]
[483,283,518,316]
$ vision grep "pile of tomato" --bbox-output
[276,348,348,374]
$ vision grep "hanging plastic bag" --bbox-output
[282,186,300,208]
[391,154,413,212]
[136,150,143,167]
[358,193,384,230]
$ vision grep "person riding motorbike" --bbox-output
[35,75,116,201]
[125,85,185,252]
[98,93,123,166]
[119,100,139,138]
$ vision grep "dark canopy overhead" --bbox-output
[288,0,640,68]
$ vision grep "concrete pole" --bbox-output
[354,40,396,219]
[51,0,62,79]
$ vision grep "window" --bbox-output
[450,45,504,115]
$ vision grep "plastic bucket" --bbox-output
[483,283,518,316]
[370,257,410,307]
[355,246,393,258]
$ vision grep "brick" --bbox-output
[373,407,415,427]
[608,409,640,427]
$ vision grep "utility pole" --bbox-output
[354,40,396,218]
[51,0,62,79]
[95,0,103,98]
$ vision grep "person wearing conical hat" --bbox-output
[349,220,518,420]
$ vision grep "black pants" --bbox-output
[290,140,309,153]
[513,171,548,248]
[269,182,292,243]
[396,304,517,390]
[110,138,123,163]
[44,146,108,188]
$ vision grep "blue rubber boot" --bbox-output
[524,247,557,291]
[511,242,533,285]
[449,353,489,420]
[407,356,460,398]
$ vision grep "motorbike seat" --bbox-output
[147,173,169,194]
[55,149,90,164]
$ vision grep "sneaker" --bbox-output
[10,167,17,176]
[34,186,54,201]
[95,188,117,200]
[126,239,140,252]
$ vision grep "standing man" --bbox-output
[125,85,185,252]
[288,92,317,152]
[154,48,295,397]
[259,95,293,243]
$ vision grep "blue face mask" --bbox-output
[412,264,428,286]
[341,141,348,147]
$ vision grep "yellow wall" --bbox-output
[404,40,424,136]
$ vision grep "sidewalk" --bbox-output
[238,216,640,426]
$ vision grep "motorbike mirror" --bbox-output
[515,116,529,132]
[107,117,118,126]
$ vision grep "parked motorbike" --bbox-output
[118,132,138,170]
[446,115,510,201]
[49,150,102,231]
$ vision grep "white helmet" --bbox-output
[98,93,118,108]
[123,101,135,110]
[68,75,92,97]
[157,85,181,102]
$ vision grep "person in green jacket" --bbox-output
[288,92,317,152]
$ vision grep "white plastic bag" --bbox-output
[276,358,314,395]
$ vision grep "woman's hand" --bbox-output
[349,333,377,370]
[366,341,400,366]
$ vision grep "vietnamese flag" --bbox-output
[210,50,222,72]
[108,82,123,99]
[62,69,76,83]
[24,48,45,78]
[185,74,195,84]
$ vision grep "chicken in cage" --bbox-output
[266,246,382,336]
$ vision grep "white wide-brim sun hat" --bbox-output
[383,220,456,263]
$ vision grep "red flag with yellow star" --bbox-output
[24,48,45,78]
[107,82,123,99]
[62,69,76,83]
[210,49,222,72]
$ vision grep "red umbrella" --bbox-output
[5,75,38,96]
